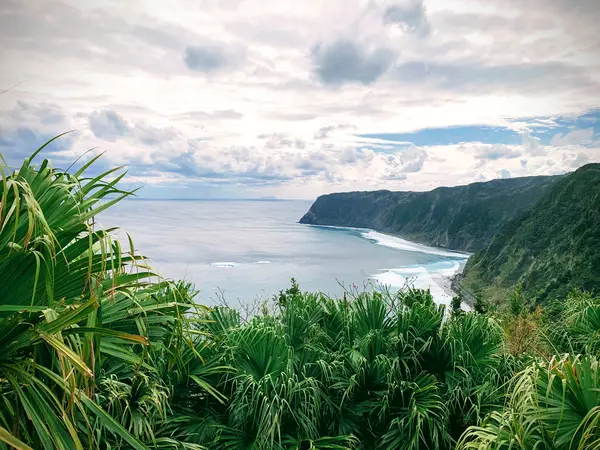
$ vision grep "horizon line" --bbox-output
[128,197,310,201]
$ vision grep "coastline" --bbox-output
[450,270,476,308]
[371,229,475,308]
[431,274,458,300]
[430,263,476,309]
[305,223,474,307]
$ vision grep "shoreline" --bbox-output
[302,223,472,257]
[431,274,457,300]
[450,271,476,308]
[316,224,474,307]
[431,264,475,309]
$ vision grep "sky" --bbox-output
[1,0,600,199]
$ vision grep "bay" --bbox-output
[100,199,469,306]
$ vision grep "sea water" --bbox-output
[100,199,469,306]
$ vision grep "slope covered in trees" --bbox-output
[299,175,560,252]
[461,163,600,305]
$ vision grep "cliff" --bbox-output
[461,163,600,304]
[299,175,560,252]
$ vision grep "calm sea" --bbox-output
[100,199,469,306]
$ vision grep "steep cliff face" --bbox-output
[462,163,600,304]
[299,175,561,252]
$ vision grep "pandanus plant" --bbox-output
[458,354,600,449]
[0,137,207,449]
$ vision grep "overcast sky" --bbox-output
[1,0,599,199]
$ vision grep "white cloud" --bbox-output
[399,146,427,172]
[550,128,594,146]
[184,43,246,73]
[384,0,431,38]
[89,110,131,141]
[498,168,511,179]
[472,144,522,162]
[0,0,599,197]
[569,152,590,168]
[522,131,547,156]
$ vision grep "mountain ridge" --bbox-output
[299,174,562,253]
[461,163,600,304]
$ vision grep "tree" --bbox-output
[474,293,488,314]
[508,282,526,317]
[458,355,600,449]
[0,140,208,450]
[451,293,464,318]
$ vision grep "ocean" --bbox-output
[100,199,469,306]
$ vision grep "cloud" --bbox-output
[522,131,546,156]
[294,151,330,174]
[0,0,202,77]
[394,61,596,95]
[314,126,337,140]
[155,147,296,185]
[6,101,69,127]
[135,124,181,146]
[0,127,74,167]
[183,43,244,73]
[338,148,361,164]
[314,124,353,139]
[381,171,408,181]
[87,110,186,150]
[383,0,430,37]
[2,0,600,198]
[88,110,131,141]
[498,168,511,179]
[0,102,76,166]
[550,128,594,146]
[4,99,600,199]
[311,39,396,86]
[473,144,521,161]
[172,110,244,121]
[399,146,427,172]
[257,133,305,149]
[567,152,590,168]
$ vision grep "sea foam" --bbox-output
[361,230,469,259]
[308,224,471,306]
[370,261,464,307]
[309,225,469,259]
[209,262,238,268]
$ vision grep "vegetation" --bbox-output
[0,143,209,449]
[299,175,560,252]
[462,163,600,305]
[1,143,598,449]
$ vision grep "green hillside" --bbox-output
[299,175,560,252]
[462,163,600,304]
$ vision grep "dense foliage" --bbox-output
[299,175,559,252]
[462,163,600,305]
[1,145,598,449]
[0,144,210,449]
